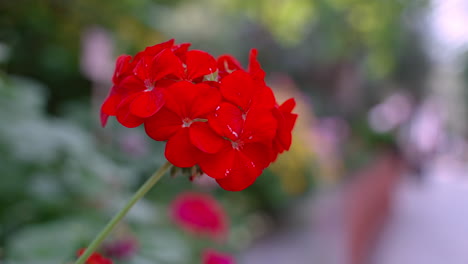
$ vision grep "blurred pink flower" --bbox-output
[103,237,138,260]
[119,131,149,158]
[81,27,114,84]
[170,192,228,241]
[202,249,235,264]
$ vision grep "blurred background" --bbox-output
[2,0,468,263]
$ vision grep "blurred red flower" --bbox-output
[77,249,113,264]
[170,192,228,241]
[101,40,297,191]
[202,249,235,264]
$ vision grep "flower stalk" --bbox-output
[74,161,173,264]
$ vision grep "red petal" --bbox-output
[273,99,297,151]
[115,93,145,128]
[100,112,110,127]
[112,55,133,84]
[172,42,191,61]
[198,142,267,188]
[191,76,205,84]
[208,102,244,141]
[198,146,235,179]
[185,50,217,80]
[101,93,122,116]
[216,172,258,192]
[277,131,292,152]
[202,80,220,88]
[164,82,220,119]
[215,149,263,191]
[242,142,273,169]
[129,89,165,118]
[252,85,276,109]
[220,70,256,111]
[189,122,225,153]
[189,85,221,118]
[276,112,297,151]
[286,113,298,130]
[116,106,144,128]
[133,54,152,81]
[144,107,182,141]
[271,141,282,161]
[217,54,243,79]
[248,49,266,85]
[165,128,201,167]
[279,98,296,113]
[151,48,185,81]
[143,39,175,56]
[115,75,145,95]
[156,78,178,88]
[242,108,277,143]
[164,81,200,117]
[133,39,175,63]
[220,61,274,111]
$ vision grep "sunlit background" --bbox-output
[2,0,468,263]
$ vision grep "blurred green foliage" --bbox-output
[0,74,299,262]
[1,0,429,111]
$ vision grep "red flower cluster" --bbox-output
[101,39,297,191]
[170,192,228,241]
[77,249,113,264]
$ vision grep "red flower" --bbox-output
[202,249,235,264]
[77,249,113,264]
[169,192,228,241]
[144,81,224,167]
[197,101,277,191]
[101,40,297,191]
[101,39,175,127]
[200,57,273,188]
[100,39,217,128]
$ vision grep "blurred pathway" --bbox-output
[371,176,468,264]
[242,175,468,264]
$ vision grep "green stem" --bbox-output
[75,161,173,264]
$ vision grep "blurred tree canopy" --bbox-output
[1,0,429,115]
